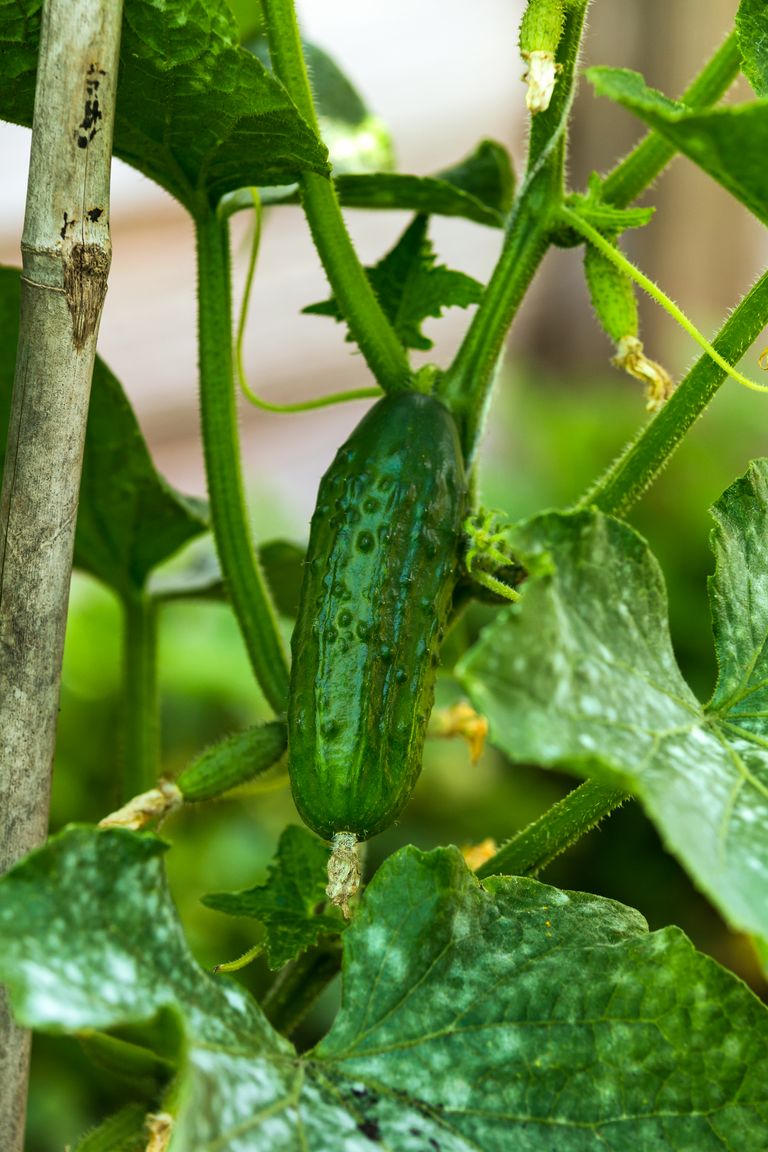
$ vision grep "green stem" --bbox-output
[476,780,628,880]
[261,941,342,1037]
[196,210,290,713]
[439,187,552,461]
[577,268,768,517]
[601,31,741,208]
[439,1,589,461]
[262,0,411,393]
[561,207,768,395]
[121,592,159,800]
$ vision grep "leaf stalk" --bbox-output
[195,211,290,713]
[477,780,629,880]
[261,0,411,392]
[121,592,160,801]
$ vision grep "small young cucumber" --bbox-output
[176,721,287,802]
[288,391,467,842]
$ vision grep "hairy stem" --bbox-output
[196,211,290,713]
[262,0,411,392]
[439,189,552,462]
[477,780,629,880]
[561,207,768,395]
[571,32,760,517]
[440,1,590,461]
[577,269,768,517]
[121,592,159,801]
[601,31,741,208]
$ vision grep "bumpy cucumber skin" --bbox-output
[289,392,467,841]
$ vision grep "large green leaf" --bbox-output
[0,267,208,595]
[0,827,299,1148]
[0,828,766,1149]
[708,461,768,726]
[0,0,328,214]
[203,825,344,970]
[737,0,768,97]
[316,848,768,1149]
[588,66,768,225]
[458,465,768,947]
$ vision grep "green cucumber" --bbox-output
[176,721,287,802]
[288,391,467,843]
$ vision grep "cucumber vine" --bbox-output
[1,2,768,1149]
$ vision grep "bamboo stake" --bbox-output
[0,3,123,1147]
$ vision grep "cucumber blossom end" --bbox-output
[520,0,566,112]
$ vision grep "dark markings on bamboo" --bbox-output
[63,243,110,350]
[77,63,107,149]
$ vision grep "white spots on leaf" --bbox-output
[579,696,602,717]
[362,924,387,955]
[440,1075,471,1109]
[103,951,138,987]
[220,981,246,1009]
[21,963,90,1028]
[381,946,408,985]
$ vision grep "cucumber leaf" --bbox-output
[150,539,305,618]
[1,828,767,1149]
[0,0,328,214]
[203,825,344,969]
[0,267,208,596]
[432,138,515,214]
[216,34,394,215]
[247,35,395,180]
[587,66,768,226]
[737,0,768,97]
[458,463,768,948]
[304,214,483,351]
[567,172,655,235]
[260,138,515,225]
[333,138,514,228]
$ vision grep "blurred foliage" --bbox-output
[32,359,768,1151]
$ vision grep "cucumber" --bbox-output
[288,391,466,842]
[176,721,287,802]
